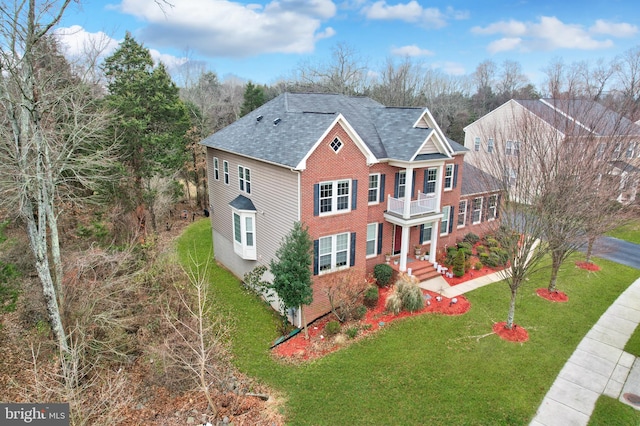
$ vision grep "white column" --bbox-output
[399,225,410,272]
[402,166,414,219]
[429,220,438,265]
[435,165,444,212]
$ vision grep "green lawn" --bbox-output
[608,219,640,245]
[179,219,640,425]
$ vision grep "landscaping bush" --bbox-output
[385,292,402,315]
[445,247,458,265]
[476,245,487,254]
[463,232,480,245]
[324,320,341,336]
[373,264,393,287]
[474,261,484,270]
[345,327,359,339]
[485,237,499,248]
[396,280,425,312]
[353,305,367,320]
[363,286,379,308]
[452,249,466,277]
[456,241,473,255]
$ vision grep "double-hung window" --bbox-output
[368,174,380,204]
[238,165,251,194]
[505,141,513,156]
[319,179,351,215]
[425,168,437,194]
[223,161,229,185]
[488,195,497,220]
[474,137,480,152]
[487,138,495,153]
[472,197,483,224]
[627,143,635,159]
[366,223,378,257]
[421,223,433,244]
[457,200,467,227]
[444,164,454,190]
[213,157,220,180]
[232,209,256,260]
[440,206,450,235]
[319,233,350,274]
[397,171,406,198]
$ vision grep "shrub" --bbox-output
[373,264,393,287]
[476,245,487,254]
[345,327,359,339]
[353,304,367,320]
[445,247,458,265]
[385,292,402,315]
[463,232,480,244]
[456,242,473,257]
[452,249,466,277]
[475,261,484,270]
[324,320,341,336]
[485,237,500,248]
[324,269,369,322]
[395,279,425,312]
[363,286,379,308]
[484,252,501,268]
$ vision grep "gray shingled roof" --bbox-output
[515,99,640,137]
[200,92,460,168]
[229,195,256,211]
[461,162,502,196]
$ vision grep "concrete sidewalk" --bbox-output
[530,277,640,426]
[419,269,507,297]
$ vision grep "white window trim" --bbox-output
[457,200,467,228]
[330,137,344,153]
[488,195,497,221]
[223,160,229,185]
[366,223,378,258]
[444,164,454,191]
[487,138,494,153]
[397,171,406,198]
[421,223,433,245]
[474,137,480,152]
[425,168,437,194]
[440,205,450,236]
[368,173,380,205]
[319,179,352,216]
[472,197,483,225]
[232,209,256,260]
[318,232,350,275]
[505,141,513,156]
[213,157,220,181]
[238,165,251,194]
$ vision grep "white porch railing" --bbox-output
[387,192,437,217]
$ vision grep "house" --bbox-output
[201,92,501,327]
[463,98,640,204]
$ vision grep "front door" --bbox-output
[393,225,402,255]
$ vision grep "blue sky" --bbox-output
[55,0,640,88]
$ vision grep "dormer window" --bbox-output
[330,137,343,153]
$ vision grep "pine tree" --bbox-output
[269,222,313,338]
[240,82,265,116]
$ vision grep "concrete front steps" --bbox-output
[407,262,440,282]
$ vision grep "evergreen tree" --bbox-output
[102,33,190,232]
[240,82,265,116]
[269,222,313,338]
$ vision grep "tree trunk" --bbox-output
[506,286,517,329]
[547,251,563,293]
[585,236,596,263]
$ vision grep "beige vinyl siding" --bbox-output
[207,148,299,280]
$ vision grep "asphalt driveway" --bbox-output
[584,236,640,270]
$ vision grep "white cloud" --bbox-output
[590,20,638,37]
[54,25,120,58]
[472,16,625,53]
[115,0,337,57]
[363,1,467,29]
[431,61,466,76]
[390,45,434,57]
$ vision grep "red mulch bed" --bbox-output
[492,321,529,342]
[442,265,500,286]
[576,261,601,271]
[273,287,470,362]
[536,288,569,302]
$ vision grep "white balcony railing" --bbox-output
[387,192,437,217]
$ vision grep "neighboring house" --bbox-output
[201,92,501,327]
[463,98,640,204]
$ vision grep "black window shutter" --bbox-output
[467,199,473,225]
[453,164,458,188]
[423,170,428,193]
[448,206,454,234]
[352,179,358,210]
[379,174,386,202]
[313,239,319,275]
[482,197,488,222]
[412,170,417,198]
[419,224,424,243]
[377,223,384,255]
[313,184,319,216]
[350,232,356,267]
[496,194,501,218]
[394,172,399,198]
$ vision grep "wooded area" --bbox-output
[0,0,639,424]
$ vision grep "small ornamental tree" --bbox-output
[452,249,466,277]
[269,222,314,338]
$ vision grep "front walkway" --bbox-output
[530,277,640,425]
[418,269,507,298]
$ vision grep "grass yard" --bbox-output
[608,218,640,245]
[179,219,640,425]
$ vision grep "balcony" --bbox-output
[387,192,437,218]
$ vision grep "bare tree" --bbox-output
[370,56,423,106]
